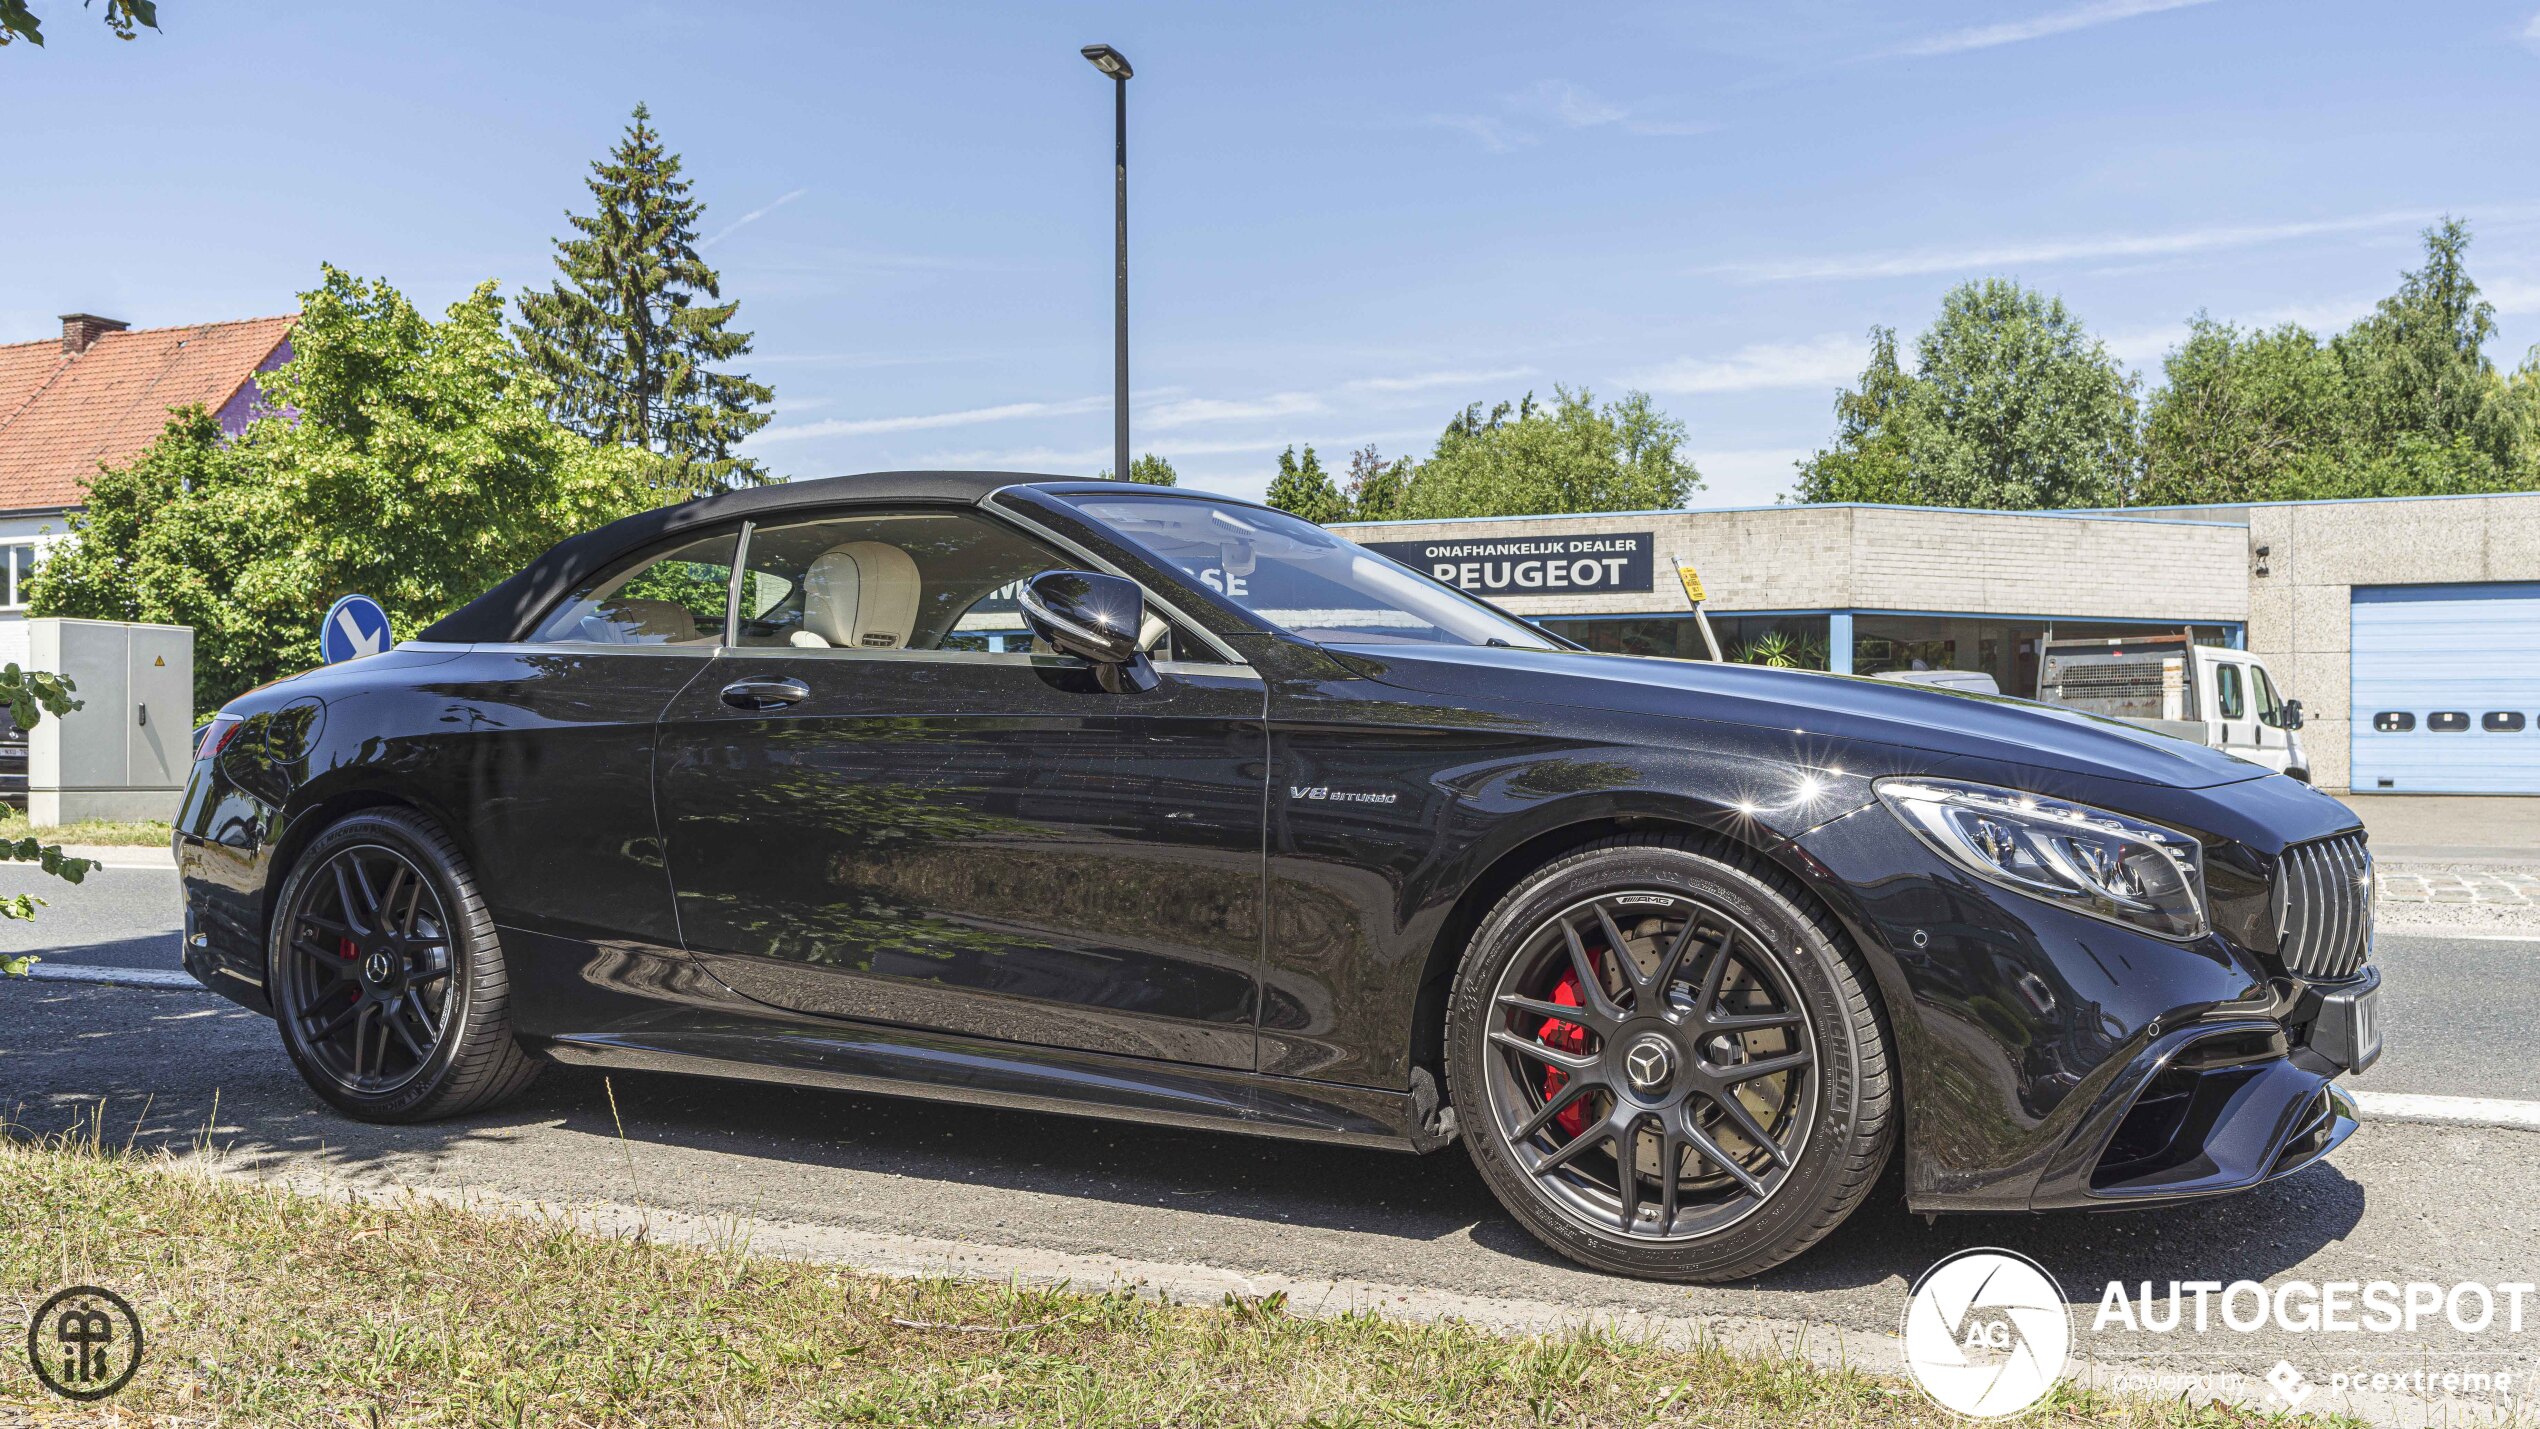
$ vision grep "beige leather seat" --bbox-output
[789,542,922,649]
[585,598,700,645]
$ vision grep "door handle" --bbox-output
[720,676,810,711]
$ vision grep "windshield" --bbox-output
[1064,493,1557,649]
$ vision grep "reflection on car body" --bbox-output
[175,471,2380,1281]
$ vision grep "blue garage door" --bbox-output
[2350,582,2540,794]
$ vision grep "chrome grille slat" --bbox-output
[2272,832,2372,979]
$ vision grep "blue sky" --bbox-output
[8,1,2540,506]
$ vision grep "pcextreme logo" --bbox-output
[1902,1249,2073,1418]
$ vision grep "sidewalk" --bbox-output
[2337,794,2540,864]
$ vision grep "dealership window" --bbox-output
[1852,617,2239,695]
[1545,614,1834,669]
[0,542,40,611]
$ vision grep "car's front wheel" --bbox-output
[1446,835,1892,1281]
[268,808,541,1122]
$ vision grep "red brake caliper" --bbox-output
[1536,960,1595,1138]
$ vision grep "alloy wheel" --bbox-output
[280,844,457,1094]
[1482,891,1818,1241]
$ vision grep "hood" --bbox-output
[1326,643,2273,792]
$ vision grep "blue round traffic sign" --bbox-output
[320,594,393,664]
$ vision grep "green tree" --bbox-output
[0,0,154,46]
[33,266,649,709]
[1791,327,1920,503]
[2333,219,2501,459]
[1099,453,1178,485]
[1398,386,1701,519]
[2137,318,2349,506]
[517,103,774,496]
[1795,282,2138,509]
[1343,443,1414,521]
[2136,222,2539,503]
[1264,444,1347,524]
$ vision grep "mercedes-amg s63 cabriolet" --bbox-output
[176,472,2380,1280]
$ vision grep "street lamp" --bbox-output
[1082,43,1132,483]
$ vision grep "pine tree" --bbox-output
[1264,444,1347,523]
[518,103,774,495]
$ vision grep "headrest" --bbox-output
[802,542,921,649]
[587,597,699,644]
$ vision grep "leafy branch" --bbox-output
[1,663,101,975]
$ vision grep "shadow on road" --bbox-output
[5,982,2365,1309]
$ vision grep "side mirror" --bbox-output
[2263,699,2305,731]
[1019,570,1157,694]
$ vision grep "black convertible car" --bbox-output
[176,473,2380,1280]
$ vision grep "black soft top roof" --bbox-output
[420,470,1086,644]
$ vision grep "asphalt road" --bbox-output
[5,863,2537,1415]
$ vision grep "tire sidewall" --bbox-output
[1448,842,1873,1280]
[267,812,489,1121]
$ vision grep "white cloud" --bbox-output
[1426,114,1531,152]
[1688,448,1814,507]
[2522,11,2540,53]
[701,187,807,248]
[2484,276,2540,312]
[1709,209,2430,282]
[1634,334,1866,394]
[1431,81,1712,151]
[752,395,1107,443]
[1347,366,1535,394]
[1140,392,1324,429]
[1891,0,2219,58]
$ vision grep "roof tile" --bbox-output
[0,314,297,515]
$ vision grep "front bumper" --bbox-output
[1787,797,2372,1215]
[2028,977,2372,1210]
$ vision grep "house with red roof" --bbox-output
[0,311,296,664]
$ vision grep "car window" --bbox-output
[2251,665,2280,718]
[2214,662,2245,720]
[733,507,1224,663]
[527,530,738,647]
[1062,492,1556,650]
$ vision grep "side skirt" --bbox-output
[530,1010,1439,1153]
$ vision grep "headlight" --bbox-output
[1875,778,2208,940]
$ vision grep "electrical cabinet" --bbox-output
[24,618,194,825]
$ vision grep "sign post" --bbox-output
[320,595,393,664]
[1674,558,1725,662]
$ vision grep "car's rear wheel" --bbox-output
[1446,834,1892,1281]
[268,808,540,1122]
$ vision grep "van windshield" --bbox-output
[1065,493,1555,650]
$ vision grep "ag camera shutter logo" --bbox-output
[1902,1248,2073,1417]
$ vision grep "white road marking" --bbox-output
[2350,1090,2540,1130]
[2377,926,2540,944]
[19,964,204,990]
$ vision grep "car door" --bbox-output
[653,504,1270,1071]
[2245,660,2296,772]
[379,526,736,999]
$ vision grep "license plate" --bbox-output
[2317,980,2382,1073]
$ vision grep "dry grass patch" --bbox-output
[0,1131,2337,1427]
[0,815,173,848]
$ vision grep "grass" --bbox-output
[0,813,172,847]
[0,1127,2332,1429]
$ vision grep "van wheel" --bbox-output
[268,809,542,1122]
[1445,835,1892,1281]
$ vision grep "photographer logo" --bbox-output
[1903,1249,2072,1417]
[26,1285,143,1402]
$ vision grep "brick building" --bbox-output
[1334,492,2540,796]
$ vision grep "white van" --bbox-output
[2035,634,2309,780]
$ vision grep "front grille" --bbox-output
[2271,833,2373,980]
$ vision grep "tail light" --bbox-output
[194,713,245,762]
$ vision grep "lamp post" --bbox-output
[1082,43,1132,483]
